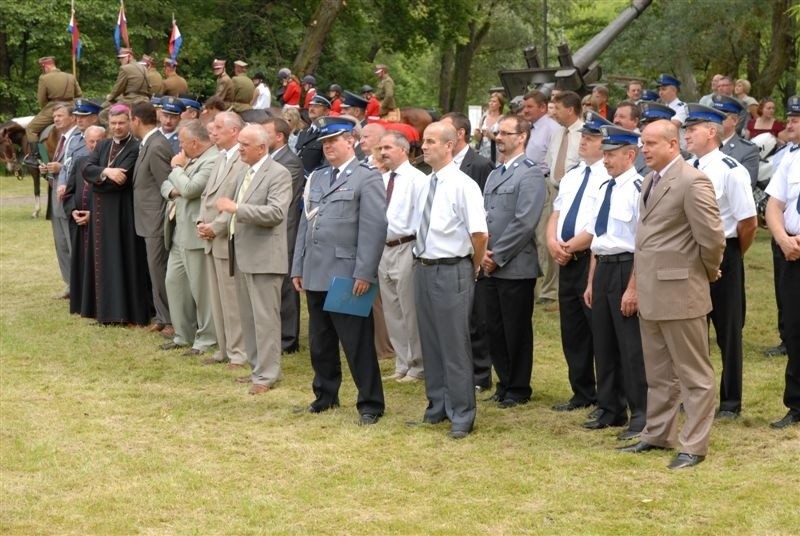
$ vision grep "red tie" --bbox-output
[54,135,66,162]
[386,171,396,205]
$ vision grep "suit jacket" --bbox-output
[721,135,759,187]
[459,146,493,192]
[296,125,324,174]
[161,145,220,250]
[272,145,304,257]
[291,158,388,291]
[199,148,248,258]
[483,156,546,279]
[132,130,173,238]
[232,157,292,274]
[635,158,725,321]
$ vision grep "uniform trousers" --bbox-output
[165,245,216,350]
[534,182,559,301]
[471,277,492,389]
[235,270,282,386]
[305,291,385,415]
[143,235,170,325]
[592,258,647,430]
[207,253,246,365]
[639,316,716,456]
[415,258,476,431]
[558,253,596,406]
[482,277,535,402]
[379,241,423,378]
[709,239,744,413]
[50,186,71,291]
[280,275,300,351]
[779,257,800,416]
[771,239,787,345]
[26,102,59,144]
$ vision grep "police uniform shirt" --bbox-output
[665,98,687,124]
[158,127,179,144]
[588,166,642,255]
[765,144,800,235]
[691,149,756,239]
[413,161,487,259]
[383,160,426,241]
[552,159,610,241]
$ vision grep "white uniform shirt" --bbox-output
[765,144,800,235]
[588,166,642,254]
[691,149,756,238]
[665,98,687,124]
[552,159,610,241]
[546,119,585,179]
[383,160,427,241]
[253,82,272,110]
[225,143,240,163]
[413,161,487,259]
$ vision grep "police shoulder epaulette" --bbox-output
[567,162,581,172]
[774,143,789,155]
[523,159,535,168]
[312,163,329,174]
[721,156,739,169]
[676,101,685,107]
[359,162,375,170]
[739,138,754,146]
[634,179,642,192]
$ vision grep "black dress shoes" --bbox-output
[582,417,626,430]
[551,401,592,412]
[715,410,739,420]
[358,413,381,426]
[483,393,502,402]
[616,429,641,441]
[617,441,669,453]
[448,425,473,440]
[293,401,340,414]
[770,412,800,429]
[498,398,530,409]
[668,452,705,469]
[282,344,300,355]
[763,343,787,357]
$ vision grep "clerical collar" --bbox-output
[113,133,132,144]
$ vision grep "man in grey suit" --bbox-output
[619,120,725,469]
[291,116,388,424]
[479,115,546,408]
[712,95,760,187]
[160,119,219,355]
[197,112,248,368]
[217,124,292,395]
[262,117,305,354]
[130,102,174,335]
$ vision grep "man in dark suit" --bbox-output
[130,102,175,335]
[262,117,305,354]
[217,124,292,395]
[440,111,494,392]
[619,120,725,469]
[291,116,388,425]
[479,114,546,408]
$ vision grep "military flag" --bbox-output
[114,1,129,53]
[169,16,183,66]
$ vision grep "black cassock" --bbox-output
[63,153,92,316]
[80,135,152,325]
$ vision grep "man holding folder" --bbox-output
[291,116,388,425]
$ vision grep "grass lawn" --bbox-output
[1,176,798,535]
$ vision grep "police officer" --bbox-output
[763,95,800,429]
[179,95,202,121]
[159,96,185,154]
[655,74,687,126]
[295,95,332,175]
[231,60,255,113]
[104,48,150,110]
[162,59,188,97]
[212,59,234,108]
[712,95,760,187]
[582,125,647,441]
[25,56,82,161]
[340,91,370,127]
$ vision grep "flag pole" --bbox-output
[71,0,76,76]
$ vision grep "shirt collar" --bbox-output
[140,127,158,146]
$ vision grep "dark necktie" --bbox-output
[693,159,700,168]
[416,173,438,256]
[561,166,591,241]
[54,135,66,162]
[330,167,339,187]
[595,178,616,237]
[386,171,396,205]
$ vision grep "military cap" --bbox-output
[639,102,676,123]
[341,90,368,109]
[150,95,163,108]
[309,94,332,108]
[140,54,155,67]
[233,60,248,67]
[711,94,743,115]
[580,110,613,135]
[316,116,357,141]
[73,98,102,116]
[212,59,226,69]
[179,95,202,110]
[360,85,374,94]
[37,56,55,66]
[161,96,186,115]
[600,125,640,151]
[302,75,316,85]
[117,47,135,58]
[278,68,291,79]
[786,95,800,117]
[163,58,177,67]
[656,73,681,88]
[683,103,725,126]
[374,64,388,74]
[639,90,659,102]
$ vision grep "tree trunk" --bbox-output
[450,18,491,112]
[438,44,454,113]
[752,0,796,98]
[293,0,345,76]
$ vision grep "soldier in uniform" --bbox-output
[231,60,255,113]
[291,116,388,425]
[24,57,82,162]
[104,48,151,113]
[340,91,369,127]
[212,59,234,108]
[374,64,396,119]
[712,95,760,188]
[295,95,332,175]
[141,55,163,95]
[162,59,188,97]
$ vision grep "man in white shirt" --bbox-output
[252,72,272,110]
[377,131,426,383]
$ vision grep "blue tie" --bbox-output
[561,167,591,241]
[595,178,616,237]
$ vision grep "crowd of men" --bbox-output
[23,51,800,470]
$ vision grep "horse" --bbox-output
[0,118,58,218]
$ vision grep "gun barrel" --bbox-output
[571,0,652,72]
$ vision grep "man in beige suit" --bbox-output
[197,112,248,368]
[216,124,292,395]
[619,120,725,469]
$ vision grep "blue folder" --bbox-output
[323,276,378,317]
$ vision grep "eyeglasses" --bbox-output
[496,130,522,137]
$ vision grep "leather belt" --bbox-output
[570,249,590,261]
[415,256,468,266]
[386,235,415,247]
[596,252,634,263]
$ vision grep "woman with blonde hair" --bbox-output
[474,91,505,164]
[281,107,306,153]
[734,79,759,119]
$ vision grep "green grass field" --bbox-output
[1,176,798,535]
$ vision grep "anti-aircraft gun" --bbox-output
[499,0,652,99]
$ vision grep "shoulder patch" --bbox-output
[739,138,754,146]
[359,162,375,170]
[676,101,685,107]
[313,164,329,173]
[523,159,535,168]
[634,179,642,192]
[721,156,739,169]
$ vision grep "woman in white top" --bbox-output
[474,92,505,164]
